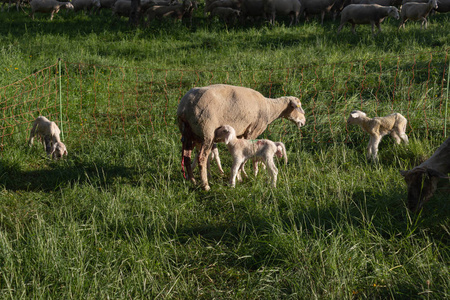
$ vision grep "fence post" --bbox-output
[58,58,64,141]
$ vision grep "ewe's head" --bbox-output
[51,142,68,160]
[388,6,399,19]
[282,97,306,129]
[347,110,366,125]
[214,125,236,145]
[400,167,446,212]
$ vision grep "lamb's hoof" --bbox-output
[203,185,211,191]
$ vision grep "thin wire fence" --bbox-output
[0,49,449,151]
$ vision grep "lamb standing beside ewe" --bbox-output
[28,116,68,159]
[400,136,450,211]
[30,0,74,20]
[347,110,408,160]
[177,84,306,191]
[398,0,438,29]
[337,4,399,35]
[214,125,287,188]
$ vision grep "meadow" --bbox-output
[0,4,449,299]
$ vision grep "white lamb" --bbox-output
[347,110,408,160]
[30,0,74,20]
[398,0,438,29]
[29,116,68,159]
[214,125,287,188]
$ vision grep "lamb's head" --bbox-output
[63,2,75,10]
[388,6,399,19]
[281,97,306,129]
[347,110,366,125]
[400,167,446,211]
[50,141,68,160]
[214,125,236,145]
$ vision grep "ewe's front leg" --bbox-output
[198,143,213,191]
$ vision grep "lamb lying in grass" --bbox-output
[29,116,68,159]
[347,110,408,160]
[214,125,287,188]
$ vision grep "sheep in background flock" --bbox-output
[263,0,302,26]
[400,137,450,211]
[214,125,287,188]
[299,0,337,25]
[337,4,399,35]
[177,84,306,191]
[398,0,438,29]
[347,110,408,161]
[72,0,101,14]
[28,116,68,159]
[30,0,74,20]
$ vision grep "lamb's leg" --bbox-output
[366,136,374,160]
[390,131,401,144]
[371,135,382,161]
[265,157,278,188]
[230,157,244,188]
[28,122,37,146]
[211,144,224,174]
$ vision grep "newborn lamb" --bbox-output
[214,125,287,188]
[347,110,408,160]
[28,116,68,159]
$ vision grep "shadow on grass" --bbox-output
[0,158,136,192]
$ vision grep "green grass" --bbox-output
[0,5,449,299]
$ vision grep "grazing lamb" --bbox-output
[214,125,287,188]
[347,110,408,160]
[337,4,399,35]
[177,84,306,191]
[30,0,74,20]
[400,137,450,211]
[210,7,241,25]
[205,0,240,15]
[263,0,302,25]
[398,0,438,29]
[28,116,68,159]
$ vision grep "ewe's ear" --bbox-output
[289,98,304,113]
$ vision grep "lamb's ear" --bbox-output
[427,169,447,179]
